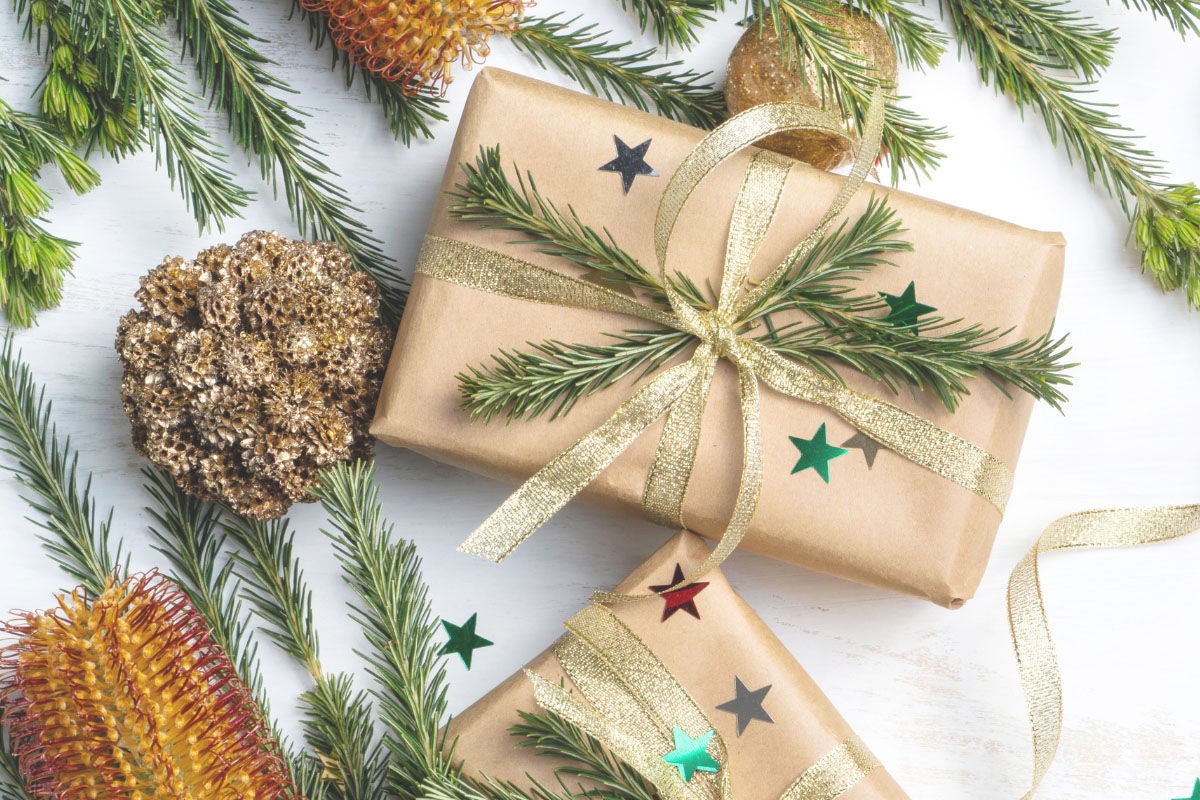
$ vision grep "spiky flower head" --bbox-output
[303,0,528,93]
[1,573,293,800]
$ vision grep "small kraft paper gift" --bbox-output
[447,531,910,800]
[372,68,1071,607]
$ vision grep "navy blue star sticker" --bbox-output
[599,136,659,193]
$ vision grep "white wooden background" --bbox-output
[2,3,1199,798]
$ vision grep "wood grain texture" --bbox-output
[0,3,1198,798]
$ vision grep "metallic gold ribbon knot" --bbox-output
[528,604,881,800]
[418,92,1015,594]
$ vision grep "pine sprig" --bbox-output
[511,14,726,130]
[1115,0,1200,35]
[67,0,249,231]
[313,462,453,800]
[511,710,656,800]
[615,0,726,49]
[847,0,948,69]
[172,0,409,324]
[290,0,449,144]
[943,0,1200,306]
[0,335,118,595]
[748,0,947,181]
[299,672,390,800]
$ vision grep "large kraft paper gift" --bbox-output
[447,531,909,800]
[371,68,1066,608]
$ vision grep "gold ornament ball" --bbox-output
[725,6,898,170]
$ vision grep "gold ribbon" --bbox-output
[420,93,1015,593]
[528,604,881,800]
[1010,503,1200,798]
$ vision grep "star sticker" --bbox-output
[437,613,492,669]
[649,564,710,622]
[662,726,719,781]
[599,136,659,193]
[879,281,936,327]
[715,677,774,736]
[1174,779,1200,800]
[841,431,884,469]
[789,423,848,483]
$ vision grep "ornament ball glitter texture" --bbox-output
[116,231,390,519]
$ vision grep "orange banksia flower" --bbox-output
[303,0,528,92]
[1,573,293,800]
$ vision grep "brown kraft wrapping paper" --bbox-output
[447,531,910,800]
[371,68,1066,608]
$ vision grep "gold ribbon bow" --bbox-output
[1010,503,1200,797]
[419,93,1014,594]
[529,604,881,800]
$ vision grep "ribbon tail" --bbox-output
[779,737,881,800]
[1009,504,1200,799]
[459,362,700,562]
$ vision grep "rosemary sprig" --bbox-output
[615,0,726,49]
[291,0,449,144]
[0,335,119,595]
[173,0,409,324]
[511,14,726,130]
[511,710,656,800]
[943,0,1200,306]
[1115,0,1200,35]
[846,0,947,69]
[0,97,100,326]
[313,462,453,800]
[748,0,948,181]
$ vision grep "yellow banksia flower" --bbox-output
[303,0,528,92]
[1,572,293,800]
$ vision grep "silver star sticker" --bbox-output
[715,677,773,736]
[599,136,659,194]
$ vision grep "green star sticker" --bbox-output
[880,281,936,327]
[438,613,493,669]
[1174,779,1200,800]
[662,726,719,782]
[789,423,848,483]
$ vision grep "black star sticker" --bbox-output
[599,136,658,194]
[715,677,773,736]
[841,432,884,469]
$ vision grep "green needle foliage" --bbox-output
[0,701,34,800]
[943,0,1200,306]
[291,0,450,144]
[615,0,727,49]
[0,335,119,595]
[448,153,1073,419]
[846,0,947,69]
[512,14,727,130]
[510,710,656,800]
[746,0,947,181]
[172,0,409,324]
[1116,0,1200,35]
[0,98,99,326]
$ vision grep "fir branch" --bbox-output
[0,97,99,326]
[313,462,452,800]
[748,0,947,181]
[847,0,948,69]
[615,0,726,49]
[0,335,118,595]
[511,13,726,130]
[13,0,143,157]
[1113,0,1200,35]
[291,0,449,144]
[67,0,249,231]
[459,329,692,423]
[511,710,656,800]
[173,0,409,324]
[943,0,1200,306]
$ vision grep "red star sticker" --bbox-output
[649,564,709,622]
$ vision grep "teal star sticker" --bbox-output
[1174,779,1200,800]
[662,726,719,782]
[789,423,848,483]
[880,281,936,327]
[438,613,493,669]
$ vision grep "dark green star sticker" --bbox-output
[880,281,936,327]
[789,423,848,483]
[438,613,493,669]
[662,726,719,782]
[1174,779,1200,800]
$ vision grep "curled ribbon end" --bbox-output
[457,538,511,563]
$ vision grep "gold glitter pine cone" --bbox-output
[725,5,898,170]
[1,573,293,800]
[301,0,528,93]
[116,231,390,520]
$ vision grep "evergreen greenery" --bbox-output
[615,0,728,49]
